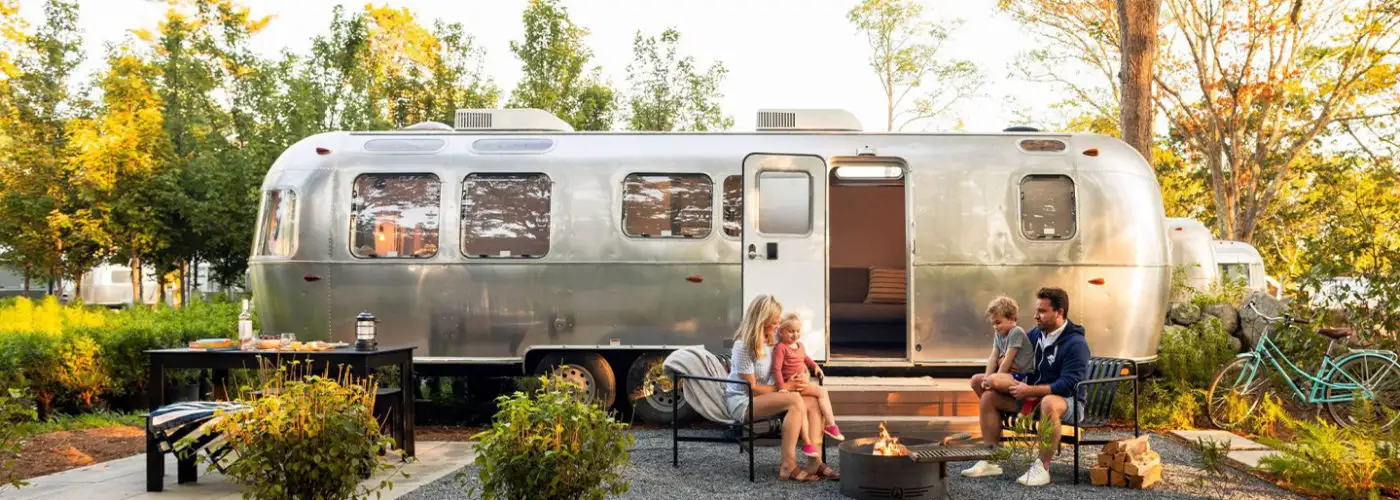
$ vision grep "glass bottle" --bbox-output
[238,299,254,351]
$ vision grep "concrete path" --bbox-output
[0,441,475,500]
[1168,429,1282,468]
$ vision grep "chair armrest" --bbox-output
[1076,375,1137,387]
[675,373,753,395]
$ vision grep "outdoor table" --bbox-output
[143,346,415,492]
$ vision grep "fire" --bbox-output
[871,422,908,456]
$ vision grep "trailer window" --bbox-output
[462,173,552,258]
[623,174,713,238]
[1220,263,1250,285]
[350,174,441,258]
[256,189,298,257]
[757,171,812,234]
[723,175,742,238]
[1019,175,1076,240]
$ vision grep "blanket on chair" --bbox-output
[663,346,738,425]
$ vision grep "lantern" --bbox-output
[355,311,378,351]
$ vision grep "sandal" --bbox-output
[781,467,820,482]
[815,464,840,480]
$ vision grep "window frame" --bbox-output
[347,172,443,260]
[620,172,716,240]
[459,172,554,260]
[1015,174,1079,242]
[754,170,814,237]
[255,187,299,258]
[721,174,742,239]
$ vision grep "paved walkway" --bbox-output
[0,442,475,500]
[1167,429,1281,468]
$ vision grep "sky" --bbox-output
[19,0,1062,133]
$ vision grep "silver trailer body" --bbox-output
[249,112,1170,374]
[1166,217,1219,291]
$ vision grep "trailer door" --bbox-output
[741,154,828,361]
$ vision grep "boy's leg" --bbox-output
[986,373,1019,392]
[970,373,987,398]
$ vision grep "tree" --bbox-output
[623,28,732,132]
[1155,0,1400,242]
[508,0,616,131]
[848,0,982,131]
[1116,0,1160,163]
[998,0,1123,130]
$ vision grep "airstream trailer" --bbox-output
[1212,240,1281,298]
[1165,217,1219,291]
[248,108,1172,421]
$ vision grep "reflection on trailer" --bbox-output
[248,108,1172,423]
[59,262,243,306]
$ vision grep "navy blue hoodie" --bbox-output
[1026,320,1091,399]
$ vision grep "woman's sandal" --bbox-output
[781,467,820,482]
[815,464,840,480]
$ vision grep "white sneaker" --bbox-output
[1016,460,1051,486]
[960,460,1003,477]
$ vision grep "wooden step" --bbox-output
[824,376,978,417]
[835,416,981,442]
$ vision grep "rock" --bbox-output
[1238,291,1287,348]
[1228,336,1243,353]
[1168,302,1204,326]
[1203,302,1240,335]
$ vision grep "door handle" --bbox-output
[747,244,759,260]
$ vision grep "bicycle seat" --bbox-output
[1316,327,1354,340]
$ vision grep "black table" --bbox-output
[144,346,416,492]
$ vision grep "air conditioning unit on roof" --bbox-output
[756,109,863,132]
[454,108,573,132]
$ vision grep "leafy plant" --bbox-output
[55,333,108,409]
[467,375,634,500]
[1257,399,1400,499]
[991,412,1057,478]
[208,365,405,500]
[1159,317,1237,389]
[1,388,38,490]
[1193,437,1233,488]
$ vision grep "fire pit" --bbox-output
[838,424,996,500]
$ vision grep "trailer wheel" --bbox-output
[534,353,616,409]
[627,353,697,425]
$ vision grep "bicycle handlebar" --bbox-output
[1246,301,1307,326]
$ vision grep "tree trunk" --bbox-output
[1117,0,1161,166]
[22,264,29,295]
[131,257,141,307]
[74,272,82,303]
[179,261,187,308]
[157,272,167,307]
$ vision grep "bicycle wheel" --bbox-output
[1324,354,1400,430]
[1208,357,1269,429]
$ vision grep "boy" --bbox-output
[969,296,1035,399]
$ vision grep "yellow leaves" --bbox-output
[131,28,155,44]
[0,296,106,335]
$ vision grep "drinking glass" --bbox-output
[280,333,295,348]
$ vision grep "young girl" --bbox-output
[771,313,844,458]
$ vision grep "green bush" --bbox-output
[209,366,403,500]
[1,388,37,490]
[1257,400,1400,499]
[1158,317,1237,389]
[468,376,634,500]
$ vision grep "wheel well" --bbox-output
[525,348,674,386]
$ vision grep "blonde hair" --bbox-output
[778,313,802,339]
[735,295,783,360]
[986,296,1019,321]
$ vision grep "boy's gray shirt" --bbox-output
[993,326,1035,375]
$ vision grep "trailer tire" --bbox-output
[627,353,697,426]
[534,353,616,409]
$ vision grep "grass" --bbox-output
[13,410,145,438]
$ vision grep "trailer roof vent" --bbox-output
[454,108,574,132]
[756,109,862,132]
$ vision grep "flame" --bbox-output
[871,422,908,456]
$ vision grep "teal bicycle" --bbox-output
[1207,301,1400,430]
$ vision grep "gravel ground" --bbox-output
[401,429,1298,500]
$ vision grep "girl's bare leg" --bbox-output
[801,384,837,426]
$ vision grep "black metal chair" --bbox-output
[999,357,1140,484]
[670,373,828,482]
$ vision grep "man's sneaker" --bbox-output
[1016,460,1051,486]
[960,460,1003,477]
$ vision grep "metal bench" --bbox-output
[670,373,829,482]
[999,356,1140,484]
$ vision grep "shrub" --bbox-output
[55,333,109,409]
[209,365,403,500]
[1257,400,1400,499]
[991,412,1057,477]
[1,388,37,490]
[1116,381,1207,430]
[1158,317,1237,389]
[468,376,634,500]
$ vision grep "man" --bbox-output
[960,287,1091,486]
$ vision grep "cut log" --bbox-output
[1124,451,1162,476]
[1091,466,1110,486]
[1098,452,1114,467]
[1110,470,1127,487]
[1129,464,1163,489]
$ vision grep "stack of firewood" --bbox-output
[1090,435,1163,489]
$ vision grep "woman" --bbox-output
[726,295,839,481]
